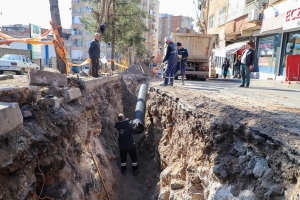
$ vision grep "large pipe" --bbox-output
[132,84,148,134]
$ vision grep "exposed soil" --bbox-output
[146,83,300,199]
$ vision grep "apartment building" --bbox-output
[202,0,299,80]
[158,14,194,48]
[140,0,160,63]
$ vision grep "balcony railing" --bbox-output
[226,0,259,22]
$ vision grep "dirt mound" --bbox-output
[120,63,162,81]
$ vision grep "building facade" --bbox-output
[158,14,194,49]
[201,0,300,80]
[142,0,160,62]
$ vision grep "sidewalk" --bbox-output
[209,77,300,89]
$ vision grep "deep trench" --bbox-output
[0,75,299,200]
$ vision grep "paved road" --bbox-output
[173,79,300,110]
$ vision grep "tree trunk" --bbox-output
[49,0,66,74]
[111,0,116,71]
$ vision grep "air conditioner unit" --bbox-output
[248,9,260,22]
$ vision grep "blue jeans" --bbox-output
[240,64,250,86]
[164,62,177,84]
[234,68,239,78]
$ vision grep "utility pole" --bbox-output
[49,0,67,74]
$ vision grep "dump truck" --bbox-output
[170,32,216,80]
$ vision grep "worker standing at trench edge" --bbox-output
[114,113,139,176]
[175,42,188,85]
[160,37,178,86]
[88,33,101,77]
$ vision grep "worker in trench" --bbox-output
[175,42,188,85]
[160,37,178,86]
[114,113,139,176]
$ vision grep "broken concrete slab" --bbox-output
[79,77,108,91]
[0,75,9,80]
[28,69,67,87]
[0,102,23,135]
[38,97,64,109]
[79,75,121,92]
[8,74,14,79]
[64,88,82,102]
[0,86,39,105]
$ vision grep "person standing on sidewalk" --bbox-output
[239,41,255,88]
[175,42,188,85]
[114,113,139,176]
[222,58,230,78]
[160,37,178,86]
[88,33,101,77]
[234,55,241,78]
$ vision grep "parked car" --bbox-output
[83,65,89,74]
[0,54,39,75]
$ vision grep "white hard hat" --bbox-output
[164,37,172,42]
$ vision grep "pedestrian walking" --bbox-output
[175,42,188,85]
[239,41,255,88]
[88,33,101,77]
[114,113,139,176]
[234,55,241,78]
[222,58,230,78]
[160,37,178,86]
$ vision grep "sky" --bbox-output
[0,0,198,29]
[159,0,199,30]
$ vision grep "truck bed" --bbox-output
[170,33,216,62]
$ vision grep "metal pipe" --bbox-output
[132,84,148,134]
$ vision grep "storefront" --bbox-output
[212,41,246,77]
[279,1,300,77]
[256,0,294,79]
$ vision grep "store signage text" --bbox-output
[286,8,300,22]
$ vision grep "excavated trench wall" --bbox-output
[0,76,126,200]
[146,87,300,200]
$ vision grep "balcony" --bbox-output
[227,0,260,22]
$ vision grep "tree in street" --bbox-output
[81,0,149,70]
[49,0,67,74]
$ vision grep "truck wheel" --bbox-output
[16,68,25,75]
[0,71,3,74]
[199,78,207,81]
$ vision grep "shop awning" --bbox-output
[213,41,246,57]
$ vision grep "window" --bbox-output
[257,34,281,74]
[72,16,82,24]
[218,7,226,26]
[86,41,90,47]
[86,6,92,12]
[209,15,214,29]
